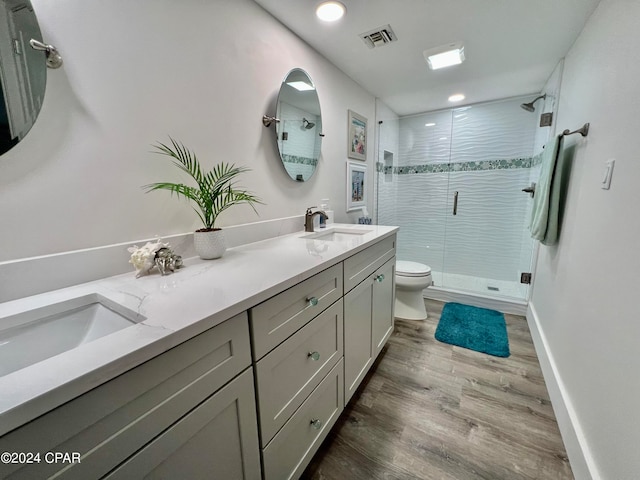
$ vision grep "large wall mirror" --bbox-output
[0,0,46,156]
[270,68,323,182]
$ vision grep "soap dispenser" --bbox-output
[319,199,330,228]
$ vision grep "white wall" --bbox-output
[0,0,375,263]
[530,0,640,478]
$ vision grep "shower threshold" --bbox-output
[430,271,527,298]
[425,271,529,315]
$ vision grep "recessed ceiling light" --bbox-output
[316,1,346,22]
[448,93,465,102]
[287,81,315,91]
[424,122,436,127]
[423,42,465,70]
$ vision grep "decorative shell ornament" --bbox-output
[127,239,183,278]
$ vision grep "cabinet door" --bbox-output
[343,277,373,404]
[372,257,395,358]
[104,369,261,480]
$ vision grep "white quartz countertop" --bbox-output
[0,224,398,436]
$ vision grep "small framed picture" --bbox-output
[347,110,367,161]
[347,162,366,211]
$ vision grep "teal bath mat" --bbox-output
[435,303,510,357]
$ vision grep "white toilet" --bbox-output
[395,260,432,320]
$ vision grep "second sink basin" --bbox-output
[0,294,144,377]
[304,227,373,242]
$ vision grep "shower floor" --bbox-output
[430,271,528,300]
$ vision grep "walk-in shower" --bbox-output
[376,96,543,304]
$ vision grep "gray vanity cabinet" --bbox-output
[343,236,396,404]
[0,232,397,480]
[255,300,343,444]
[249,234,395,479]
[250,263,345,480]
[0,312,260,480]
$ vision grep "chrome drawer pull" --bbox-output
[310,418,322,430]
[375,274,385,283]
[308,351,320,361]
[307,296,319,307]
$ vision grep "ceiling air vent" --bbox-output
[359,25,397,49]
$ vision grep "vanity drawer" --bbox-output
[0,313,251,480]
[250,263,343,360]
[343,234,396,292]
[256,299,343,445]
[262,359,344,480]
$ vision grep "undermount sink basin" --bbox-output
[304,227,373,242]
[0,294,144,377]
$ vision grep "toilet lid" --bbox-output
[396,260,431,277]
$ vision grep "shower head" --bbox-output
[520,94,547,112]
[302,118,315,129]
[520,103,536,113]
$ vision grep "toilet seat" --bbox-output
[397,260,431,277]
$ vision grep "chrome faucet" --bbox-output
[304,207,328,232]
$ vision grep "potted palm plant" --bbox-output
[144,138,262,259]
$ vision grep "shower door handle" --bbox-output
[452,191,458,215]
[522,182,536,198]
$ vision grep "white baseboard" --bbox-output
[526,302,599,480]
[424,286,528,315]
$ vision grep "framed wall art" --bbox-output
[347,162,367,211]
[347,109,367,161]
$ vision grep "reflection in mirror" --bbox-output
[275,68,322,182]
[0,0,46,156]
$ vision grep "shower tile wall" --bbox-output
[378,97,539,297]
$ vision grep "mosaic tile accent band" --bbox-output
[376,153,544,174]
[282,154,318,166]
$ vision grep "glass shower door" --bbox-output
[440,101,537,299]
[375,96,537,302]
[376,109,453,288]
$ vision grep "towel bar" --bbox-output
[561,123,589,138]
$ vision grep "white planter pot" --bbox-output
[193,229,227,259]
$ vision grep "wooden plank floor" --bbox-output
[302,299,573,480]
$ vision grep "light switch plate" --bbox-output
[601,159,615,190]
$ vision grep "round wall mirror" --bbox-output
[274,68,322,182]
[0,0,47,156]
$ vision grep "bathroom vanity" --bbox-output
[0,224,397,480]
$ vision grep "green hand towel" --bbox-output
[529,135,567,245]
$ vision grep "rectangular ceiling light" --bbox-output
[287,81,315,91]
[424,43,465,70]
